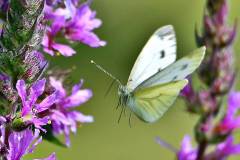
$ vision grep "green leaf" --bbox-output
[42,125,66,148]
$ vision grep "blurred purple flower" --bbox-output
[214,92,240,135]
[177,135,197,160]
[0,0,9,12]
[7,129,56,160]
[16,79,61,131]
[180,79,198,106]
[49,77,93,147]
[42,17,76,57]
[206,136,240,160]
[64,2,107,48]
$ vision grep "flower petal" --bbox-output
[52,42,76,57]
[64,89,92,108]
[36,91,61,112]
[49,77,66,96]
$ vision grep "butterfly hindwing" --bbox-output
[128,80,188,123]
[127,25,177,91]
[136,47,206,89]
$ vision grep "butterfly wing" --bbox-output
[128,80,188,123]
[136,47,205,89]
[127,25,177,91]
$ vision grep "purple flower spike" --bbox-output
[22,51,48,81]
[214,92,240,134]
[49,77,93,147]
[16,79,61,131]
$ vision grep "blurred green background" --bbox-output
[27,0,240,160]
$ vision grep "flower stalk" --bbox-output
[0,0,104,159]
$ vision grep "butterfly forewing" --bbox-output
[128,80,188,123]
[136,47,206,89]
[127,25,176,91]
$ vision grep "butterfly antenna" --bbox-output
[91,60,122,86]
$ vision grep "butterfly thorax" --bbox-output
[118,85,133,106]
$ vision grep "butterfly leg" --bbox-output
[104,79,116,97]
[128,112,132,128]
[118,105,125,123]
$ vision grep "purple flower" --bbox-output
[177,135,197,160]
[0,0,9,12]
[0,122,7,156]
[214,92,240,134]
[42,0,106,56]
[180,78,198,106]
[16,79,60,131]
[64,2,106,48]
[42,18,76,57]
[49,77,93,147]
[7,129,56,160]
[206,136,240,160]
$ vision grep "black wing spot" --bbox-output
[172,75,178,81]
[160,50,165,58]
[168,36,175,40]
[181,64,188,70]
[157,34,164,40]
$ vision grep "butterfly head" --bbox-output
[118,85,132,106]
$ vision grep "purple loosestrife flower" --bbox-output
[177,135,240,160]
[64,2,106,48]
[214,92,240,135]
[49,77,93,147]
[42,17,76,56]
[16,79,60,131]
[7,129,56,160]
[177,135,197,160]
[206,136,240,159]
[0,118,7,156]
[0,0,9,12]
[42,0,106,56]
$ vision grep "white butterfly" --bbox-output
[92,25,205,123]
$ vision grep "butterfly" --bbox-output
[91,25,205,123]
